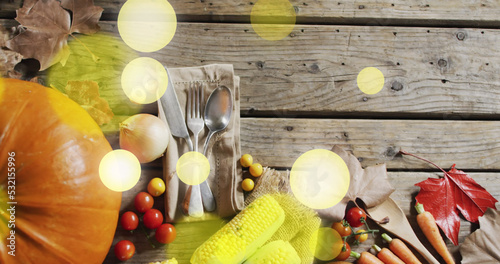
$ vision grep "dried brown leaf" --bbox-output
[0,48,23,78]
[460,207,500,264]
[6,0,102,70]
[61,0,103,34]
[64,80,113,125]
[316,146,395,221]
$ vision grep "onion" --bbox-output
[119,114,170,163]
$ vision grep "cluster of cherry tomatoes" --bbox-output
[330,207,377,261]
[240,154,263,192]
[114,178,177,261]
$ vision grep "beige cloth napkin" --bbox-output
[157,64,244,222]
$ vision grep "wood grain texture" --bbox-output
[240,118,500,170]
[3,0,500,27]
[78,22,500,118]
[102,169,500,263]
[3,19,500,118]
[105,116,500,171]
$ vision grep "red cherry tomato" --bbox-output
[114,240,135,261]
[120,211,139,231]
[331,221,352,237]
[345,207,367,228]
[134,192,154,213]
[155,223,177,244]
[143,208,163,229]
[335,242,351,261]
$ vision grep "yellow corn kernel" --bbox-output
[191,195,285,264]
[149,258,178,264]
[244,240,300,264]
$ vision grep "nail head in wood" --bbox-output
[438,59,447,67]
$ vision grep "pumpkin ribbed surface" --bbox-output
[0,79,121,263]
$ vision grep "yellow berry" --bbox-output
[249,163,263,177]
[147,177,166,197]
[241,178,254,191]
[354,229,368,243]
[240,154,253,167]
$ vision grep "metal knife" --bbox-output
[160,68,194,151]
[160,68,202,217]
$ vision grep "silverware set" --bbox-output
[183,82,211,217]
[160,67,232,217]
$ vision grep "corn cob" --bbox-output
[191,195,285,264]
[244,240,300,264]
[149,258,178,264]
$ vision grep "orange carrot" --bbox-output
[351,251,385,264]
[415,203,455,264]
[381,233,422,264]
[372,244,405,264]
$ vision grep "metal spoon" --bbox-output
[199,85,233,211]
[202,85,233,155]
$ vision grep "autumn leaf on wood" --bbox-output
[401,151,498,246]
[0,48,23,78]
[316,146,395,221]
[1,25,23,78]
[64,80,114,125]
[60,0,103,34]
[5,0,103,71]
[460,208,500,264]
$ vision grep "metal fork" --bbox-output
[187,82,204,152]
[183,83,205,217]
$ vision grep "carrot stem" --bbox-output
[381,233,393,243]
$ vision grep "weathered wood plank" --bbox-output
[104,116,500,171]
[103,170,500,263]
[3,0,500,27]
[90,22,500,118]
[2,20,500,118]
[240,118,500,170]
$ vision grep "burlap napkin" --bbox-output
[157,64,244,222]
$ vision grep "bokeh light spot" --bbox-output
[176,152,210,185]
[250,0,296,41]
[46,32,140,132]
[99,149,141,192]
[357,67,385,95]
[309,227,344,261]
[117,0,177,52]
[290,149,350,209]
[47,87,102,136]
[121,57,168,104]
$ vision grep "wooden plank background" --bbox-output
[1,0,500,263]
[3,0,500,27]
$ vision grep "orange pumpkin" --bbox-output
[0,79,121,263]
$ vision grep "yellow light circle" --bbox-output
[250,0,296,41]
[290,149,350,209]
[99,149,141,192]
[121,57,168,104]
[176,152,210,185]
[117,0,177,52]
[309,228,344,261]
[357,67,385,95]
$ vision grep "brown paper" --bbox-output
[157,64,244,222]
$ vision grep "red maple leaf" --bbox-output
[401,151,498,246]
